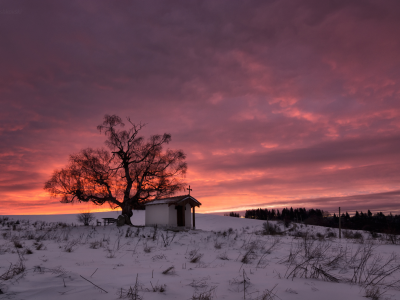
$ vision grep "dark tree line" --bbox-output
[225,212,240,218]
[245,207,326,222]
[245,207,400,234]
[333,211,400,234]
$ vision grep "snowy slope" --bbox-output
[1,211,400,300]
[2,211,268,231]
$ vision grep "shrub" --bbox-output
[343,230,354,239]
[217,251,229,260]
[189,249,203,263]
[293,231,307,238]
[370,231,380,239]
[150,282,166,292]
[89,240,103,249]
[214,240,223,249]
[262,222,281,235]
[191,286,217,300]
[64,239,80,252]
[35,243,45,250]
[143,242,152,253]
[0,256,25,280]
[365,286,384,300]
[326,231,337,238]
[13,240,23,248]
[24,248,33,255]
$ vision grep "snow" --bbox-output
[145,200,177,205]
[1,211,400,299]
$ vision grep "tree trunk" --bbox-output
[121,201,133,225]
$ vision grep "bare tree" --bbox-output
[44,115,187,224]
[77,212,95,226]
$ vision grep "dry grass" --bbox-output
[161,266,175,275]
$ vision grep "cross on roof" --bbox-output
[187,185,192,195]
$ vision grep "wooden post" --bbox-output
[243,269,246,300]
[192,206,196,229]
[182,205,185,227]
[339,207,341,239]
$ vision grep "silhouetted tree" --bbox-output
[77,212,95,226]
[44,115,187,224]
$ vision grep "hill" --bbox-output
[1,211,400,299]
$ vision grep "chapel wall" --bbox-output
[145,204,169,226]
[168,205,177,226]
[185,203,192,228]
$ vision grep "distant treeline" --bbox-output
[224,212,240,218]
[244,208,400,234]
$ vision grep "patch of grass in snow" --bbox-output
[161,266,175,275]
[190,286,217,300]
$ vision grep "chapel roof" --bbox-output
[144,194,201,207]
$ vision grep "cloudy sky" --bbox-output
[1,0,400,215]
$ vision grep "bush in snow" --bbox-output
[77,212,95,226]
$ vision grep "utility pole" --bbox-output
[339,207,341,239]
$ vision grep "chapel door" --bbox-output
[177,206,185,226]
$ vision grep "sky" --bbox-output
[1,0,400,215]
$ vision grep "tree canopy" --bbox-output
[44,115,187,224]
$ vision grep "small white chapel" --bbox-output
[144,193,201,229]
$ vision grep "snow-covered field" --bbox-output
[1,211,400,300]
